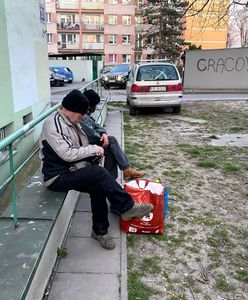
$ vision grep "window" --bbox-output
[135,15,143,24]
[108,15,117,25]
[122,15,131,25]
[109,54,117,63]
[47,33,53,43]
[135,34,143,48]
[135,53,142,63]
[67,34,76,44]
[122,35,131,45]
[84,34,103,43]
[122,0,131,4]
[0,122,13,158]
[23,113,33,125]
[109,0,117,3]
[46,13,52,23]
[137,65,179,81]
[122,54,131,63]
[109,34,117,44]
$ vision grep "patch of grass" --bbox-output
[228,126,245,132]
[215,276,234,292]
[194,215,221,226]
[223,162,241,172]
[207,227,233,248]
[139,256,161,275]
[186,148,202,158]
[197,160,219,168]
[234,268,248,283]
[208,250,221,261]
[184,245,200,254]
[167,231,187,248]
[178,217,189,224]
[128,271,161,300]
[108,101,127,108]
[57,247,68,258]
[162,170,193,180]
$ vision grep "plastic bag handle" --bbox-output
[135,178,150,189]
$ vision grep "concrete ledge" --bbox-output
[25,190,80,300]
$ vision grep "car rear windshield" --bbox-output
[136,65,179,81]
[111,64,129,72]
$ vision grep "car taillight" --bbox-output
[167,83,182,92]
[131,84,149,93]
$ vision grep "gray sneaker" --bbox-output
[121,203,154,221]
[91,231,116,250]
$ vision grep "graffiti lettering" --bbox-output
[197,56,248,73]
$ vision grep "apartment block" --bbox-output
[45,0,229,65]
[184,0,228,49]
[45,0,149,63]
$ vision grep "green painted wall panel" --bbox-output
[0,0,14,128]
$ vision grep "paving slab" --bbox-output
[47,273,120,300]
[57,236,120,273]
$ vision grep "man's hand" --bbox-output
[97,146,104,157]
[100,133,109,148]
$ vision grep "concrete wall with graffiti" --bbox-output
[183,47,248,93]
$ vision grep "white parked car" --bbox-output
[126,60,183,115]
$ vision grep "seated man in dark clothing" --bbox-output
[39,89,153,250]
[81,89,146,181]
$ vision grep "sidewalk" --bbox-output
[46,109,128,300]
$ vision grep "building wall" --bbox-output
[0,1,14,130]
[184,0,228,49]
[0,0,51,182]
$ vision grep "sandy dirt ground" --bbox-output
[120,100,248,300]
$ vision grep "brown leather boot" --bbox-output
[123,167,146,181]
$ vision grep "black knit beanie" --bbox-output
[83,89,101,106]
[62,89,88,114]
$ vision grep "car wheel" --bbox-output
[172,105,181,113]
[59,82,65,86]
[129,105,137,116]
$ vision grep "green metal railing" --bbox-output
[0,78,109,227]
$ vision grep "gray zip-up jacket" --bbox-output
[39,109,101,186]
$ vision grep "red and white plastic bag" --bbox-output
[120,178,164,234]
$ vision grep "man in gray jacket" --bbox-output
[81,89,146,180]
[39,89,153,250]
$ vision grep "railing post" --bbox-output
[8,143,18,227]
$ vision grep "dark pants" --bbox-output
[104,136,129,179]
[48,165,134,235]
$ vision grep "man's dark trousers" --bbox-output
[104,136,129,179]
[48,165,133,235]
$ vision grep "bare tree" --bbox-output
[185,0,248,29]
[228,7,248,47]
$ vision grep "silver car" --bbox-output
[126,61,183,115]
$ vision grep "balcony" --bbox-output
[57,22,80,31]
[58,42,80,50]
[82,42,104,50]
[81,23,104,31]
[81,2,104,10]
